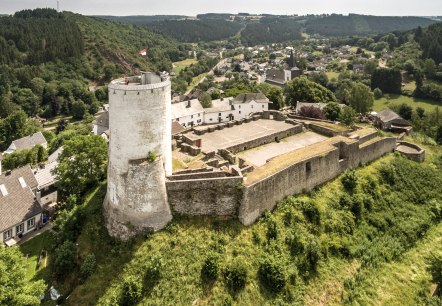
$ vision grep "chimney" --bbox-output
[36,190,42,204]
[186,100,191,108]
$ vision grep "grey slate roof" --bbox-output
[377,109,410,125]
[0,166,41,232]
[233,93,270,104]
[93,112,109,128]
[204,98,234,113]
[11,132,47,151]
[265,68,285,85]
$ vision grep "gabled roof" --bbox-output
[204,98,233,113]
[172,121,185,135]
[233,93,270,104]
[10,132,47,152]
[171,99,204,119]
[93,111,109,128]
[0,166,41,232]
[33,161,58,189]
[265,68,285,84]
[377,109,410,125]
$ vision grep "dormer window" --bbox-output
[18,177,27,188]
[0,184,7,196]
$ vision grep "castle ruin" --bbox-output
[104,72,420,240]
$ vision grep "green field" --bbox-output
[172,58,197,74]
[373,94,442,113]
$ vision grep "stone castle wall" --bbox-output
[166,176,243,216]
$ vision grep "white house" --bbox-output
[4,132,47,155]
[0,166,43,246]
[92,112,109,137]
[204,93,271,124]
[171,99,205,128]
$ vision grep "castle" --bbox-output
[104,72,423,240]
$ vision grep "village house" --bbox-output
[172,99,205,128]
[264,66,301,87]
[4,132,47,155]
[375,109,413,134]
[204,93,271,123]
[92,111,110,140]
[0,166,44,246]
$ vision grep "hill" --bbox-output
[143,19,244,42]
[21,143,442,305]
[240,17,304,46]
[306,14,437,36]
[0,9,186,125]
[95,15,189,23]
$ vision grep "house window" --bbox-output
[27,218,35,230]
[218,113,221,116]
[3,229,12,240]
[176,118,180,122]
[191,115,193,119]
[209,118,213,121]
[251,105,254,109]
[262,105,265,108]
[239,111,241,114]
[16,223,24,234]
[198,114,200,117]
[239,105,241,109]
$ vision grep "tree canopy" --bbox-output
[284,77,337,106]
[348,82,374,113]
[55,135,108,196]
[0,246,46,306]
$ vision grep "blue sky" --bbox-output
[1,0,441,16]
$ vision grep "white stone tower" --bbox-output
[104,72,172,239]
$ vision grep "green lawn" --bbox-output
[19,231,55,281]
[172,58,197,74]
[373,94,442,113]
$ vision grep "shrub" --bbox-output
[223,260,248,294]
[80,254,96,281]
[53,240,77,278]
[305,238,321,272]
[145,254,164,287]
[258,254,286,294]
[298,105,325,119]
[379,164,396,186]
[427,254,442,287]
[147,150,157,163]
[286,231,305,257]
[265,215,278,241]
[373,88,383,99]
[301,199,321,225]
[201,252,220,282]
[341,170,358,192]
[120,275,143,306]
[324,102,341,121]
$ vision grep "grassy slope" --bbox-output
[22,142,441,305]
[173,59,198,74]
[373,94,442,113]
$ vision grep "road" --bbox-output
[184,57,230,95]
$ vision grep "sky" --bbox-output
[0,0,441,16]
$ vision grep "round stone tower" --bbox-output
[104,72,172,239]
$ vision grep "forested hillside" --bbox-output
[240,18,303,46]
[306,14,437,36]
[0,8,186,145]
[415,22,442,64]
[143,19,243,42]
